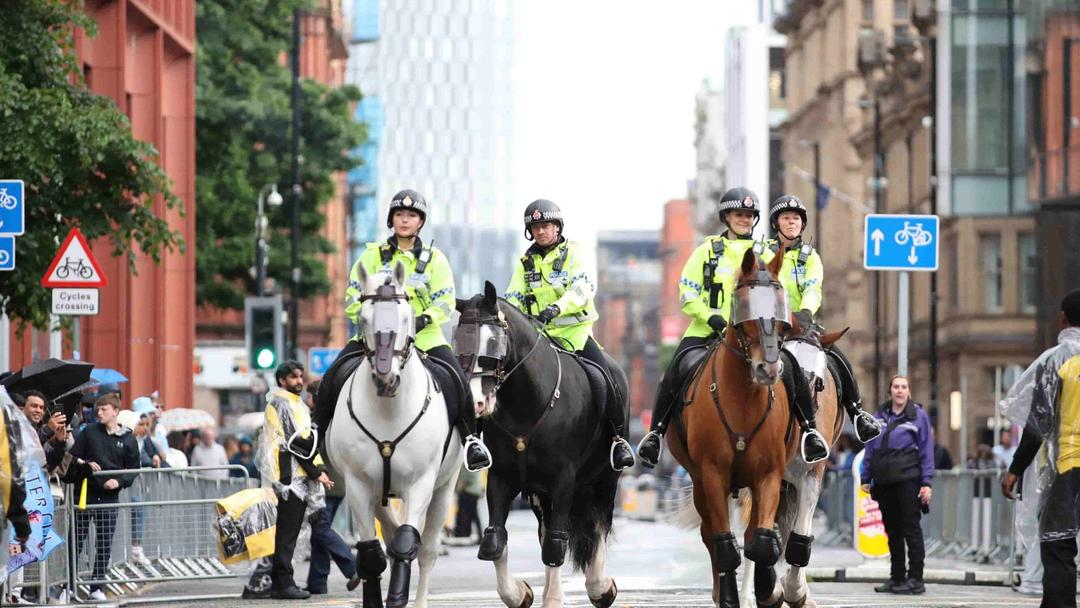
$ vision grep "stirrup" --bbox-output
[609,437,635,471]
[637,431,663,468]
[800,429,830,464]
[853,410,882,443]
[463,435,493,472]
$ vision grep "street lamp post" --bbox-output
[290,8,303,359]
[255,184,283,297]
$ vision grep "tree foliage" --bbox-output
[196,0,364,311]
[0,0,185,329]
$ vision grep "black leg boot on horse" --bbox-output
[354,539,387,608]
[425,345,492,471]
[385,525,420,608]
[825,343,882,443]
[779,350,829,464]
[580,338,635,471]
[638,336,711,467]
[713,532,742,608]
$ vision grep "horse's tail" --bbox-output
[666,484,702,530]
[568,479,615,572]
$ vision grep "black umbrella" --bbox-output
[0,358,95,402]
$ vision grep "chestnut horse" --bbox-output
[666,247,800,608]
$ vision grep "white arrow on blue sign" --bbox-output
[308,347,342,376]
[863,214,940,272]
[0,180,25,236]
[0,236,14,271]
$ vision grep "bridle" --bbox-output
[456,305,546,396]
[722,274,788,368]
[358,281,415,377]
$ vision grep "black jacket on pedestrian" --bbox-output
[68,423,139,501]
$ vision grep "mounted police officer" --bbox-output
[314,189,492,472]
[767,195,881,443]
[504,199,636,471]
[637,187,831,467]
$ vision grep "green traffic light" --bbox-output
[256,348,276,369]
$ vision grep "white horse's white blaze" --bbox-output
[327,267,462,608]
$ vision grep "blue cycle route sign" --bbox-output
[863,214,939,272]
[308,347,342,376]
[0,236,13,271]
[0,180,25,236]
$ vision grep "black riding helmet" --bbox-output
[522,199,564,240]
[769,195,808,234]
[717,187,760,228]
[385,189,428,229]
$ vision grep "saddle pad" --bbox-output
[422,356,459,426]
[576,356,610,417]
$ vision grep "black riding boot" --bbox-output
[826,344,881,443]
[780,351,829,464]
[312,340,368,444]
[580,339,635,471]
[637,378,675,468]
[426,345,492,472]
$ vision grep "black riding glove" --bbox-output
[707,315,727,334]
[415,314,431,333]
[793,309,814,330]
[537,305,560,325]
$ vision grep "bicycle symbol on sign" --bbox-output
[55,257,94,280]
[894,221,933,263]
[0,189,17,211]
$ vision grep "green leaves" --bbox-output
[195,0,364,310]
[0,0,184,330]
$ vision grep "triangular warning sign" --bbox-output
[41,228,107,288]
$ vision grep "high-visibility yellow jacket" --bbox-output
[345,237,454,351]
[766,239,824,315]
[505,238,598,351]
[678,234,773,339]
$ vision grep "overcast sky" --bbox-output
[512,2,754,248]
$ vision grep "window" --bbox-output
[894,0,910,20]
[862,0,874,21]
[1018,232,1037,313]
[981,234,1003,312]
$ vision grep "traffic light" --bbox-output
[245,295,284,372]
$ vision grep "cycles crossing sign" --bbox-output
[0,179,25,236]
[41,228,107,288]
[863,214,939,271]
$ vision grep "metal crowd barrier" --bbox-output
[0,465,255,604]
[816,468,1017,567]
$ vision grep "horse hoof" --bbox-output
[517,580,534,608]
[588,578,617,608]
[756,596,783,608]
[785,593,814,608]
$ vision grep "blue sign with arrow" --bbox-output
[308,347,342,377]
[0,236,13,271]
[0,180,25,236]
[863,214,939,272]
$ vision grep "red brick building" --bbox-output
[6,0,197,408]
[659,199,695,346]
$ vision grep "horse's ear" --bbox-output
[392,261,406,287]
[455,297,468,313]
[740,247,756,278]
[820,327,850,348]
[766,247,784,277]
[483,281,498,306]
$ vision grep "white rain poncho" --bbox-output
[999,326,1080,543]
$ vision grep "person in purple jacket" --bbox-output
[860,374,935,596]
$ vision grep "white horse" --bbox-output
[327,262,462,608]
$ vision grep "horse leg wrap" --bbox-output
[711,531,741,572]
[354,540,386,608]
[541,529,570,567]
[478,526,508,561]
[387,524,421,561]
[744,528,781,567]
[753,560,779,605]
[785,531,814,567]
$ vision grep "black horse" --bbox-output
[454,282,626,608]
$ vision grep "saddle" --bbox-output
[318,348,459,437]
[575,354,622,420]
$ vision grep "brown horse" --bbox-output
[666,247,840,608]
